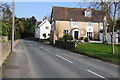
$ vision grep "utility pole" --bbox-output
[11,0,15,51]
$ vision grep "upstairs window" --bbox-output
[88,22,93,27]
[46,26,49,29]
[87,22,93,32]
[71,21,78,27]
[64,30,69,35]
[85,9,92,17]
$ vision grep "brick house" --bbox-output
[50,6,107,44]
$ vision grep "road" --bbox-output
[3,39,119,79]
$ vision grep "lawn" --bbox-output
[73,43,120,63]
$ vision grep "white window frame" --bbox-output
[85,10,92,17]
[87,22,93,32]
[87,32,93,39]
[71,21,78,27]
[64,30,69,35]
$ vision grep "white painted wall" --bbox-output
[35,20,51,39]
[99,32,119,43]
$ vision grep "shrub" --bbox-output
[63,34,73,41]
[0,23,8,36]
[46,37,50,41]
[84,37,89,42]
[79,37,84,40]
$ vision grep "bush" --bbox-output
[0,23,8,36]
[46,37,50,41]
[84,37,89,42]
[63,34,73,41]
[79,37,84,40]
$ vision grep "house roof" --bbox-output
[52,6,109,22]
[36,21,42,27]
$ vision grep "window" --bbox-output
[88,22,93,26]
[48,34,50,36]
[64,30,69,35]
[85,9,92,17]
[87,22,93,32]
[87,32,92,40]
[46,26,49,29]
[71,21,78,27]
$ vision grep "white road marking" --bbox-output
[56,54,73,63]
[35,44,38,46]
[87,69,107,79]
[44,49,52,53]
[37,46,43,48]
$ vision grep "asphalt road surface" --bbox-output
[3,39,119,79]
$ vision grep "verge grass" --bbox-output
[73,43,120,63]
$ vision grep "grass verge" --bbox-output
[2,51,14,67]
[73,43,120,64]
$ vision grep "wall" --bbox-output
[99,32,119,43]
[55,20,99,40]
[0,40,20,66]
[55,40,76,49]
[40,20,51,39]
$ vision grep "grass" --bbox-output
[2,51,14,67]
[73,43,120,63]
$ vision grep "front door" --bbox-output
[74,31,78,39]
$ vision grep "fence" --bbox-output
[99,31,120,43]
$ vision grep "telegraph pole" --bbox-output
[11,0,15,51]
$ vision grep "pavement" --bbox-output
[2,39,120,79]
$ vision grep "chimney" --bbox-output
[43,17,48,21]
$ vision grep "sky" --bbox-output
[8,2,90,21]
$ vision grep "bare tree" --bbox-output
[108,2,120,54]
[88,1,120,54]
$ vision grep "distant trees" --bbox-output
[20,16,37,39]
[0,2,36,40]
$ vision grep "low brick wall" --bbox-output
[55,40,76,50]
[0,40,20,66]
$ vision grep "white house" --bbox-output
[35,19,51,40]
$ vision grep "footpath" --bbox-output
[2,41,31,79]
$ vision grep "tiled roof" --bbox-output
[52,6,109,22]
[36,21,42,27]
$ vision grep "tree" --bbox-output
[1,3,25,40]
[88,1,120,54]
[0,22,8,36]
[1,3,12,40]
[107,2,120,54]
[20,16,37,38]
